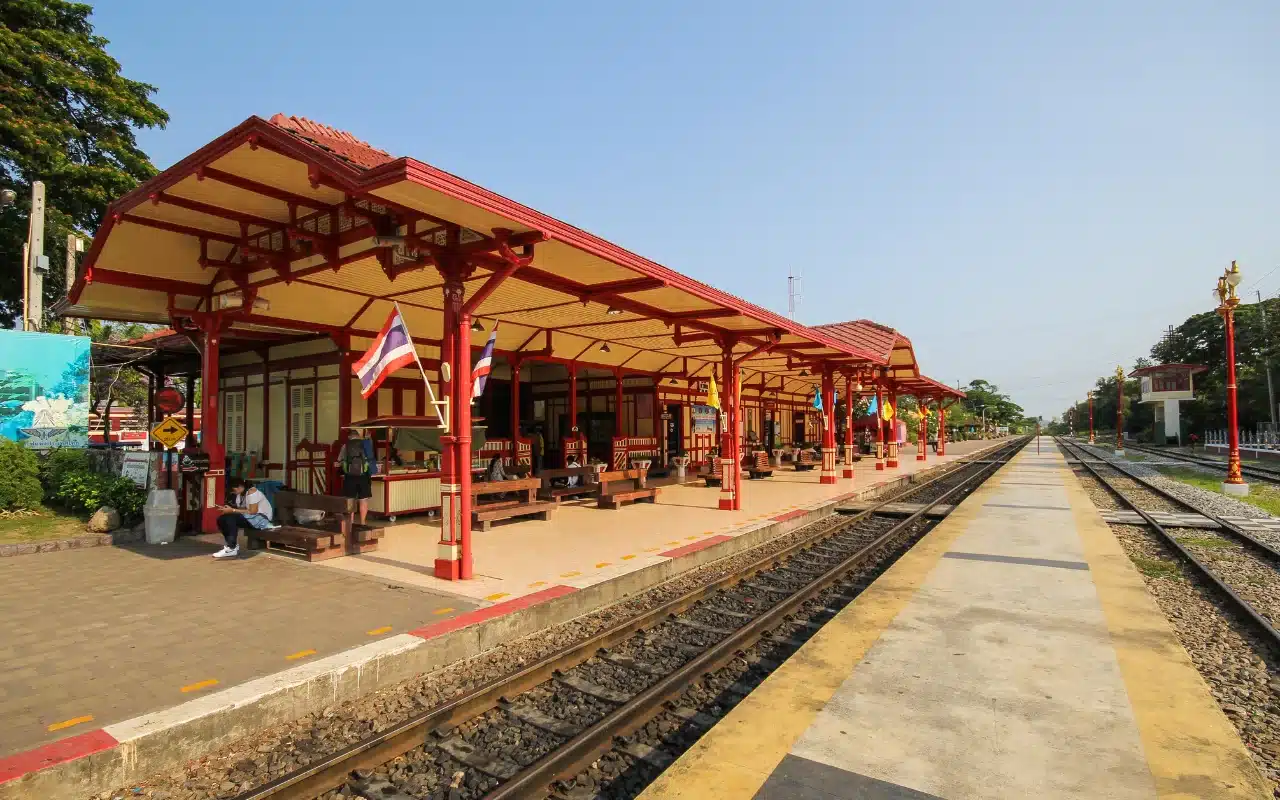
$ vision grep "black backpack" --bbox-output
[343,439,369,476]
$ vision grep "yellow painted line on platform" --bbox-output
[560,570,582,578]
[620,554,636,560]
[485,592,510,602]
[666,541,681,546]
[432,607,455,615]
[685,536,698,540]
[285,649,316,661]
[643,547,661,552]
[180,679,219,693]
[46,715,93,732]
[701,530,714,535]
[367,626,393,636]
[595,562,611,568]
[527,581,547,588]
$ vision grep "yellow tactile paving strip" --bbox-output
[641,443,1270,800]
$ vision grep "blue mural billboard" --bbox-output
[0,330,91,449]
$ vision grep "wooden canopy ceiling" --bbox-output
[66,114,945,398]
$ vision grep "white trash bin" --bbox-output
[144,489,179,545]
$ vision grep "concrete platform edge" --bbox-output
[0,446,1001,800]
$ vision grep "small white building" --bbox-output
[1129,363,1206,445]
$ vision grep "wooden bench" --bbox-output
[699,457,723,487]
[247,491,382,562]
[597,468,661,509]
[538,466,600,504]
[472,477,556,530]
[746,450,774,479]
[793,450,818,471]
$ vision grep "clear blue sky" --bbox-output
[93,1,1280,419]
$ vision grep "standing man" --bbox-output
[339,428,375,525]
[532,424,545,475]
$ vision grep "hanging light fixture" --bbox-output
[600,342,612,353]
[669,378,679,385]
[605,306,623,316]
[471,319,485,332]
[799,369,809,377]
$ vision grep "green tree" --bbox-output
[0,0,168,327]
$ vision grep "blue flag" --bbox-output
[867,396,878,416]
[812,390,821,410]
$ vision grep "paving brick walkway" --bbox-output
[0,539,476,757]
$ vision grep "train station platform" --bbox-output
[0,441,997,800]
[642,438,1270,800]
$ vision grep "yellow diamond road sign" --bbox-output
[151,416,188,449]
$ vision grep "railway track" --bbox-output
[234,437,1029,800]
[1120,442,1280,485]
[1058,437,1280,650]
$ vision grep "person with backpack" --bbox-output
[340,428,375,525]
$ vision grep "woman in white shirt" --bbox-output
[214,479,277,559]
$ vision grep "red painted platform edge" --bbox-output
[771,508,811,523]
[659,534,734,559]
[0,729,118,785]
[409,584,578,640]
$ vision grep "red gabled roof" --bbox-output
[268,114,394,170]
[811,320,911,366]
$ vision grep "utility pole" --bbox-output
[65,233,81,335]
[787,268,802,321]
[1258,290,1276,428]
[25,181,46,331]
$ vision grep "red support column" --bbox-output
[886,386,900,468]
[874,382,885,471]
[842,375,854,479]
[917,399,928,461]
[938,402,947,456]
[435,272,473,581]
[719,345,740,510]
[198,322,225,533]
[564,363,583,466]
[510,358,521,464]
[820,368,837,484]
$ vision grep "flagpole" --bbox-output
[393,301,449,433]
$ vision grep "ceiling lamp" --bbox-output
[669,378,679,385]
[799,369,808,377]
[600,343,612,353]
[605,306,623,316]
[471,319,484,332]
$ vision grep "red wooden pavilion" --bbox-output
[62,113,960,580]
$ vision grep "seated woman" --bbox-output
[484,453,510,483]
[214,479,278,559]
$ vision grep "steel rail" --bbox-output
[483,439,1027,799]
[234,437,1027,800]
[1120,442,1280,485]
[1058,437,1280,650]
[1062,438,1280,565]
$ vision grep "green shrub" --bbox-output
[0,440,44,510]
[43,459,146,523]
[39,448,91,492]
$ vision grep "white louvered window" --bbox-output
[290,385,315,450]
[224,391,246,454]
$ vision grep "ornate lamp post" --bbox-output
[1217,260,1249,496]
[1114,366,1126,455]
[1087,391,1095,444]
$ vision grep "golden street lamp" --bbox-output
[1216,260,1248,495]
[1114,366,1126,455]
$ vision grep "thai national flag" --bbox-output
[354,309,417,399]
[471,323,499,400]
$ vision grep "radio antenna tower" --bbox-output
[787,268,802,321]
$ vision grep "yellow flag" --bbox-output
[706,374,721,410]
[881,401,895,421]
